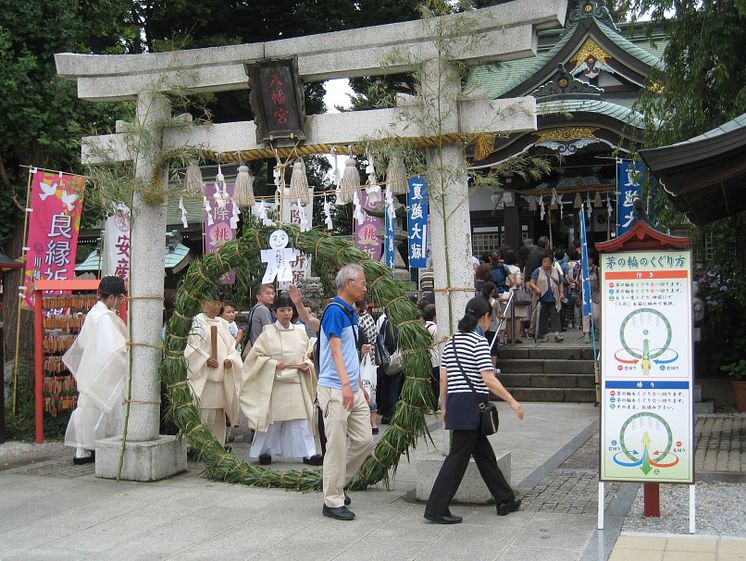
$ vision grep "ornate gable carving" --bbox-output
[533,65,604,100]
[566,0,620,32]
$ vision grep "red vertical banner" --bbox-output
[354,189,383,261]
[22,170,85,307]
[203,182,236,284]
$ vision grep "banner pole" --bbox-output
[11,168,34,415]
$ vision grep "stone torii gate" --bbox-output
[55,0,567,481]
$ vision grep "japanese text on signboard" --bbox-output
[406,177,429,269]
[22,170,85,306]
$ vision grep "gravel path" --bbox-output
[621,481,746,537]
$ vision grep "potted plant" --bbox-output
[721,359,746,412]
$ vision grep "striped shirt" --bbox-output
[442,332,494,396]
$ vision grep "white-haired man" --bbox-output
[317,263,373,520]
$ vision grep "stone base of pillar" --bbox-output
[94,435,187,481]
[415,449,511,504]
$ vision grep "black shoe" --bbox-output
[224,445,232,453]
[344,493,351,506]
[380,417,391,425]
[496,498,522,516]
[424,511,462,524]
[322,504,355,521]
[73,455,94,465]
[303,454,323,466]
[371,427,379,435]
[259,454,271,465]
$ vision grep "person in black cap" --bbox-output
[424,296,524,524]
[63,276,129,464]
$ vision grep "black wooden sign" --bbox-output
[245,56,306,145]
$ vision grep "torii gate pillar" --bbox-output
[95,92,187,481]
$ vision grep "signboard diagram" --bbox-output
[600,249,693,484]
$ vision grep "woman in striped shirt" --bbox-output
[424,297,525,525]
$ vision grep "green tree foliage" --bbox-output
[622,0,746,372]
[0,0,133,249]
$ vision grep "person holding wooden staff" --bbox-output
[239,291,320,466]
[185,295,242,447]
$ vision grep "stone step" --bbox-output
[499,372,596,389]
[498,359,595,374]
[498,346,596,360]
[509,387,597,403]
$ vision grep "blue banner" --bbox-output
[406,176,429,269]
[616,160,645,237]
[579,202,592,317]
[384,190,396,270]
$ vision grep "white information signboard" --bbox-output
[600,249,694,483]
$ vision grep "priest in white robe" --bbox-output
[64,276,128,464]
[185,298,243,446]
[240,292,320,465]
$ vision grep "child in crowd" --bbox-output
[220,301,244,350]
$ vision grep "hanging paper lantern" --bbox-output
[574,192,582,209]
[289,159,310,204]
[337,156,360,205]
[386,152,408,195]
[184,160,204,197]
[233,164,255,207]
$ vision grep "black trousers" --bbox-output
[425,429,514,515]
[538,301,561,338]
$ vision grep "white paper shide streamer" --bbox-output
[204,196,213,226]
[178,196,188,228]
[352,191,365,226]
[323,196,333,230]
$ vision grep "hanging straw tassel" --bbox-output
[528,196,537,212]
[289,159,310,204]
[337,156,360,205]
[233,164,255,208]
[386,152,408,195]
[593,191,603,208]
[574,192,583,209]
[184,160,204,197]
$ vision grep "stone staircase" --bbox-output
[496,345,597,403]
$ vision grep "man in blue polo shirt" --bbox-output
[318,263,373,521]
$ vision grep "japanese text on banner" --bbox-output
[354,189,383,261]
[204,182,236,284]
[406,177,429,269]
[616,160,645,237]
[22,170,85,307]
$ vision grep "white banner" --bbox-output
[102,203,131,279]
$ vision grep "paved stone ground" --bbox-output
[695,414,746,475]
[521,431,622,515]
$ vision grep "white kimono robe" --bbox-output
[63,301,128,453]
[240,321,316,459]
[185,314,242,445]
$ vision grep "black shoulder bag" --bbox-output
[449,337,500,435]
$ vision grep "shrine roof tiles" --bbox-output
[468,20,663,99]
[538,99,647,129]
[466,30,575,98]
[594,22,665,71]
[664,112,746,147]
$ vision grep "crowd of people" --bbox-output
[472,236,600,346]
[60,235,600,523]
